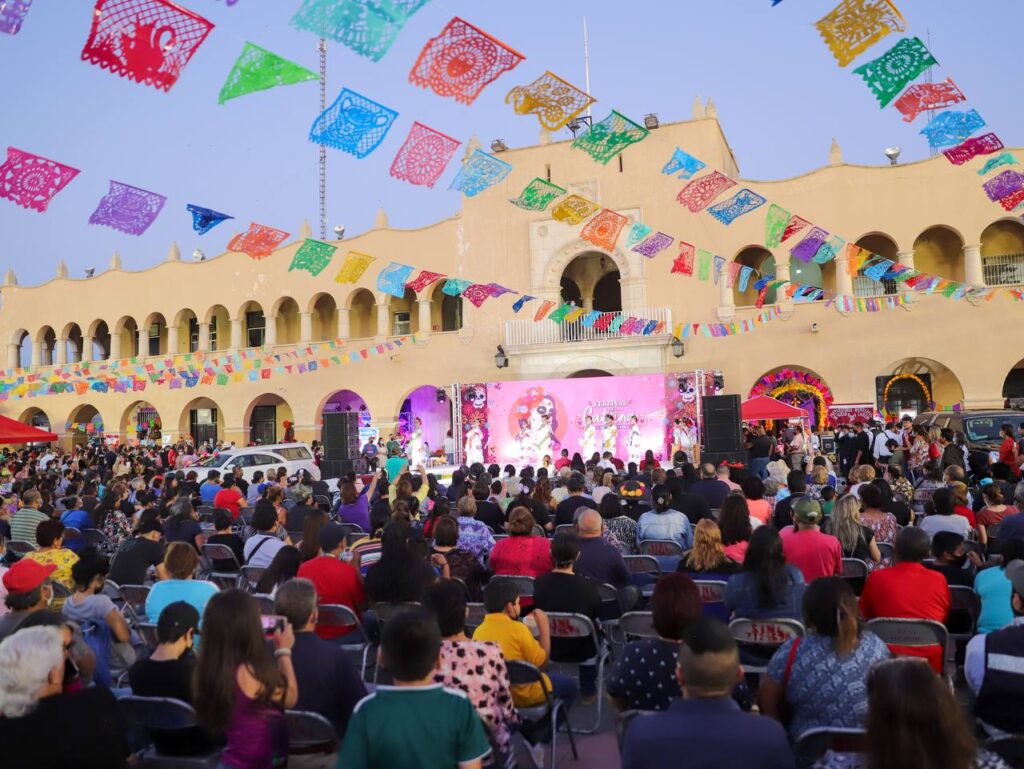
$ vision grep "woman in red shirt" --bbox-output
[999,423,1020,478]
[488,506,552,580]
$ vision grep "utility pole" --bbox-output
[318,38,327,240]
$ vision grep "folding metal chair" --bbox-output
[623,555,660,576]
[240,565,265,592]
[318,603,372,678]
[466,602,487,635]
[876,542,895,564]
[117,695,219,766]
[947,585,981,647]
[488,575,535,599]
[794,727,866,769]
[544,611,612,734]
[136,622,160,652]
[199,543,242,589]
[83,528,111,551]
[506,660,578,769]
[693,579,729,622]
[554,524,576,537]
[251,593,276,615]
[284,710,339,757]
[840,558,870,595]
[615,709,653,753]
[864,617,949,675]
[618,611,658,640]
[728,618,805,675]
[7,540,35,555]
[118,584,151,625]
[637,539,682,558]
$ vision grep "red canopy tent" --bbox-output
[0,414,57,444]
[741,395,807,422]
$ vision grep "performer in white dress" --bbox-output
[627,415,643,465]
[534,414,557,466]
[515,420,533,468]
[602,414,618,456]
[407,417,426,469]
[579,414,597,459]
[672,416,698,463]
[464,420,484,466]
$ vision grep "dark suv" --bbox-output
[913,410,1024,455]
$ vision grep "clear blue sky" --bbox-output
[0,0,1020,285]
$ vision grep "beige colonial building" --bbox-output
[2,99,1024,448]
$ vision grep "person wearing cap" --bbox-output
[274,578,367,737]
[967,558,1024,736]
[0,558,56,641]
[128,601,199,704]
[107,517,166,586]
[778,497,843,583]
[859,526,950,673]
[296,523,366,641]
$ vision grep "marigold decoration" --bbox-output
[550,195,599,225]
[88,180,166,235]
[881,373,932,418]
[409,17,524,105]
[449,149,512,197]
[632,232,674,259]
[662,148,706,179]
[389,121,461,188]
[509,177,565,211]
[218,42,318,104]
[309,87,399,159]
[81,0,215,92]
[944,133,1004,166]
[288,239,337,276]
[0,0,32,34]
[852,36,937,108]
[815,0,906,67]
[707,188,767,226]
[505,70,594,131]
[0,147,80,213]
[571,110,649,165]
[580,209,628,251]
[291,0,430,61]
[334,251,376,284]
[919,109,986,151]
[186,204,232,235]
[676,171,736,213]
[892,77,966,122]
[228,222,290,260]
[749,370,835,430]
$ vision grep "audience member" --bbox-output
[554,473,597,526]
[296,523,366,640]
[145,542,218,633]
[430,516,488,601]
[689,463,731,510]
[576,510,634,596]
[974,539,1024,634]
[0,559,56,642]
[857,483,900,546]
[488,507,553,580]
[10,489,48,547]
[621,618,795,769]
[455,495,496,564]
[926,531,978,588]
[779,498,843,582]
[364,521,441,604]
[206,509,245,572]
[859,526,950,672]
[128,601,198,703]
[824,494,881,567]
[742,476,772,526]
[772,471,809,529]
[21,519,77,609]
[108,518,165,586]
[253,545,302,596]
[62,548,134,680]
[920,487,973,540]
[471,481,505,534]
[725,527,805,621]
[340,607,491,769]
[243,503,291,569]
[274,578,366,737]
[680,520,741,581]
[718,494,753,562]
[760,577,890,740]
[637,485,693,550]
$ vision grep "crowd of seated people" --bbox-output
[1,435,1024,769]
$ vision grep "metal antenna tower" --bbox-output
[318,38,327,240]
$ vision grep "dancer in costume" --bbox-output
[464,419,484,466]
[627,415,643,465]
[579,414,597,458]
[602,413,618,456]
[407,417,426,469]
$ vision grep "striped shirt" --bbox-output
[10,508,49,547]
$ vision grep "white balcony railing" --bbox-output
[983,253,1024,287]
[504,307,673,348]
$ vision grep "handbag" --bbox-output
[777,636,802,727]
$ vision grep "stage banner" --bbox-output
[460,372,720,467]
[827,403,876,426]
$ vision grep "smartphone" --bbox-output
[261,614,285,637]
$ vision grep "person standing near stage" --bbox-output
[465,420,484,467]
[580,415,598,459]
[408,417,426,469]
[603,414,618,457]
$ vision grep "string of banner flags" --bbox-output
[776,0,1022,215]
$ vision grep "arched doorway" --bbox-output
[244,394,296,446]
[204,305,230,351]
[36,326,56,367]
[67,404,103,446]
[60,323,84,364]
[113,316,139,359]
[18,407,51,433]
[387,288,418,337]
[141,313,167,357]
[429,281,463,332]
[120,401,162,444]
[1003,358,1024,406]
[309,293,338,341]
[238,301,267,348]
[981,219,1024,286]
[854,233,899,296]
[749,366,835,430]
[913,226,964,284]
[560,252,622,312]
[173,308,198,354]
[877,358,963,417]
[397,385,452,460]
[733,246,773,306]
[179,397,223,447]
[10,329,29,368]
[320,389,373,447]
[88,319,111,361]
[273,297,301,346]
[348,289,377,339]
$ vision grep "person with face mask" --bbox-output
[925,531,981,588]
[128,601,199,703]
[0,558,57,642]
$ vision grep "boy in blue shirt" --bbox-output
[338,608,490,769]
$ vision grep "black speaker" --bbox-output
[322,412,361,460]
[321,459,356,480]
[701,394,743,453]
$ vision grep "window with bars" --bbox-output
[854,271,897,297]
[983,253,1024,287]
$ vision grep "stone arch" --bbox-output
[854,233,900,296]
[567,369,613,378]
[172,308,199,354]
[178,396,224,446]
[980,218,1024,286]
[543,238,633,287]
[58,322,85,365]
[318,389,374,447]
[309,293,338,341]
[749,365,834,430]
[237,301,267,348]
[112,315,139,358]
[86,319,112,361]
[18,407,51,434]
[429,281,463,333]
[203,305,230,350]
[732,244,773,306]
[393,384,452,455]
[386,288,418,336]
[119,400,163,442]
[347,289,378,339]
[140,312,167,357]
[242,393,296,446]
[876,357,964,415]
[34,325,56,366]
[553,354,633,377]
[272,296,301,346]
[66,403,104,446]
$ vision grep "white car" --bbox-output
[197,443,321,482]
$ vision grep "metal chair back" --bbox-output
[284,710,339,756]
[794,727,866,769]
[200,543,241,573]
[8,540,35,555]
[948,585,981,639]
[864,617,949,664]
[618,611,658,640]
[136,622,160,650]
[555,524,576,537]
[623,555,660,575]
[252,593,277,616]
[488,574,535,598]
[876,542,895,563]
[316,603,362,636]
[119,584,151,622]
[638,539,682,557]
[692,579,728,604]
[240,565,265,591]
[466,602,487,633]
[83,528,110,550]
[841,557,870,594]
[729,618,805,646]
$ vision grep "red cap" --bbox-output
[3,559,57,593]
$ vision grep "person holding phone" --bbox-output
[194,589,298,769]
